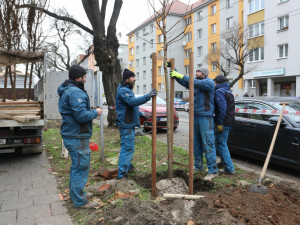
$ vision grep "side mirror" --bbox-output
[268,117,287,127]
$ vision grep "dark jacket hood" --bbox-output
[215,82,230,91]
[57,80,85,96]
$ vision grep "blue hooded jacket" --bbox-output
[116,82,151,128]
[175,75,215,117]
[57,80,98,138]
[214,82,235,126]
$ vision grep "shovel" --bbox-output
[249,102,288,194]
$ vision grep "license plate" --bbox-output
[0,139,6,145]
[159,118,167,122]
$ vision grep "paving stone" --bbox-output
[50,202,68,215]
[5,183,32,192]
[18,205,51,220]
[0,177,20,185]
[46,187,60,195]
[36,214,73,225]
[0,191,18,201]
[33,194,61,206]
[1,198,33,211]
[10,219,36,225]
[0,184,5,193]
[0,171,9,178]
[19,187,47,199]
[0,210,17,225]
[32,180,57,189]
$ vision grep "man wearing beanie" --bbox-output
[213,75,235,175]
[116,68,157,179]
[170,67,218,181]
[57,64,103,208]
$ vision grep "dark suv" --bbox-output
[228,97,300,171]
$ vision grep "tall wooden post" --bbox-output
[151,53,157,197]
[188,52,194,195]
[169,58,175,179]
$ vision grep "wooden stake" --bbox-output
[169,58,175,179]
[188,52,194,195]
[151,53,157,198]
[163,193,205,200]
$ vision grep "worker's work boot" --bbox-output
[203,173,218,181]
[86,192,94,199]
[77,201,99,209]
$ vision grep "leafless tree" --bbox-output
[205,23,264,87]
[147,0,190,178]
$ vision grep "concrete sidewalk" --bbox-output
[0,151,72,225]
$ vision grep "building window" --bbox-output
[211,4,216,15]
[249,0,265,14]
[197,46,203,57]
[184,48,192,58]
[143,42,146,51]
[143,85,146,93]
[197,11,203,21]
[150,39,154,48]
[159,20,163,27]
[249,47,264,62]
[129,36,133,43]
[249,22,264,38]
[159,66,163,75]
[250,79,256,88]
[158,83,162,91]
[279,0,288,3]
[136,46,139,54]
[197,28,203,39]
[137,72,139,80]
[226,59,231,69]
[185,17,191,26]
[212,62,217,71]
[143,57,146,65]
[186,32,192,42]
[136,85,139,93]
[278,15,289,31]
[226,17,233,29]
[226,0,233,8]
[158,50,163,56]
[130,60,133,67]
[211,23,217,34]
[211,42,217,53]
[278,44,288,59]
[197,63,203,69]
[158,34,163,43]
[136,59,139,67]
[136,32,139,40]
[150,24,153,33]
[185,65,189,75]
[143,28,146,34]
[130,47,134,56]
[143,71,146,79]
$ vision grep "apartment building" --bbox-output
[243,0,300,97]
[127,0,245,98]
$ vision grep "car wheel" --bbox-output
[174,126,178,131]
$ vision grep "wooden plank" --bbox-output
[0,107,43,111]
[0,112,26,122]
[0,104,42,108]
[15,116,41,120]
[0,101,42,106]
[0,110,41,114]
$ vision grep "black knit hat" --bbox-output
[123,69,135,81]
[69,64,87,80]
[214,75,228,84]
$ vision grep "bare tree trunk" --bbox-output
[24,62,29,98]
[8,66,15,100]
[27,62,34,101]
[3,66,9,102]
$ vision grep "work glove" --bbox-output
[148,88,157,97]
[217,125,223,132]
[170,70,184,79]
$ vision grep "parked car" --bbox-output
[228,97,300,171]
[184,102,189,112]
[174,98,186,110]
[137,95,179,131]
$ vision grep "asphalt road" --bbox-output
[102,107,300,183]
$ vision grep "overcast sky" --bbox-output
[50,0,199,44]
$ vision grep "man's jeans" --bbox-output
[63,138,90,207]
[216,126,235,173]
[118,128,135,179]
[194,117,218,174]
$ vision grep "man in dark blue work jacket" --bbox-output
[58,65,102,208]
[116,69,157,179]
[170,68,218,181]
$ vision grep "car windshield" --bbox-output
[271,102,300,124]
[136,95,166,106]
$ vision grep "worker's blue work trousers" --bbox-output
[63,138,90,207]
[117,128,135,179]
[194,117,218,174]
[216,126,235,173]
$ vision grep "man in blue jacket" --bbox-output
[58,65,102,208]
[170,68,218,181]
[116,69,157,179]
[214,75,235,174]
